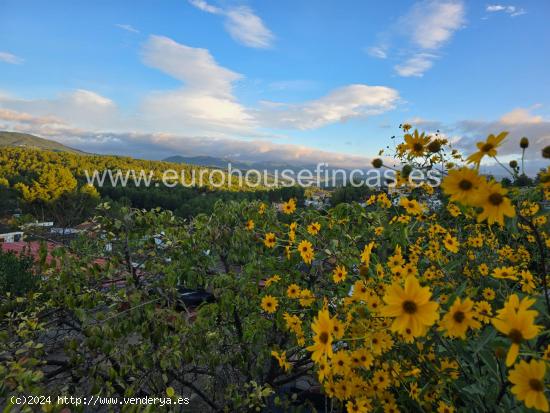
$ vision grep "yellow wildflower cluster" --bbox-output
[248,129,548,412]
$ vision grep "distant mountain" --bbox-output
[163,155,337,173]
[163,155,251,170]
[0,131,84,154]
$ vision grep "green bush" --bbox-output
[0,249,36,295]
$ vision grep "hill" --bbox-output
[0,131,83,154]
[164,154,323,173]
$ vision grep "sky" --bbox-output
[0,0,549,171]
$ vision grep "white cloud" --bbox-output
[258,84,400,129]
[394,53,436,77]
[188,0,274,48]
[0,89,118,131]
[500,108,543,125]
[367,46,388,59]
[0,51,24,65]
[141,35,241,95]
[0,107,377,167]
[139,35,255,136]
[188,0,222,14]
[224,6,274,48]
[451,107,548,169]
[486,4,526,17]
[367,0,465,77]
[115,24,139,33]
[405,0,465,50]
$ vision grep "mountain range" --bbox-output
[0,131,83,154]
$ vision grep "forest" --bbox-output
[0,147,304,225]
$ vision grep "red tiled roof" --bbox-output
[1,241,107,267]
[1,241,60,264]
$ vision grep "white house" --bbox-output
[0,231,24,243]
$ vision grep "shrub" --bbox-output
[0,249,36,296]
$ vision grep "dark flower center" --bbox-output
[319,332,329,344]
[413,143,424,152]
[402,300,418,314]
[508,328,523,344]
[453,311,466,323]
[481,143,494,152]
[529,379,543,392]
[459,179,473,190]
[489,193,503,206]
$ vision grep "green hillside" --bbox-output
[0,131,83,154]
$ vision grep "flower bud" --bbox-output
[520,137,529,149]
[371,158,383,168]
[543,145,550,159]
[401,164,412,178]
[427,139,442,153]
[509,160,518,168]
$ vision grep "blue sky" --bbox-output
[0,0,548,169]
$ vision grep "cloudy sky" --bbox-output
[0,0,548,171]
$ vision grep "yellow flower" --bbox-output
[400,197,425,215]
[492,266,517,280]
[306,308,334,363]
[297,239,314,264]
[351,347,373,369]
[404,129,431,157]
[474,181,516,226]
[351,280,369,302]
[299,288,315,307]
[264,232,276,248]
[447,203,461,217]
[492,297,541,366]
[332,350,351,376]
[361,241,375,267]
[271,350,291,372]
[282,198,296,214]
[287,283,301,298]
[437,401,455,413]
[332,317,346,339]
[441,168,485,204]
[466,131,508,166]
[258,202,266,214]
[374,226,384,236]
[509,359,548,412]
[380,276,439,338]
[332,265,347,283]
[245,219,254,230]
[261,295,278,314]
[474,300,493,324]
[482,288,495,301]
[372,369,391,391]
[264,274,281,286]
[478,263,489,276]
[440,297,480,339]
[346,398,371,413]
[307,222,321,235]
[443,234,459,253]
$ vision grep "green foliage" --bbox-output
[0,249,36,296]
